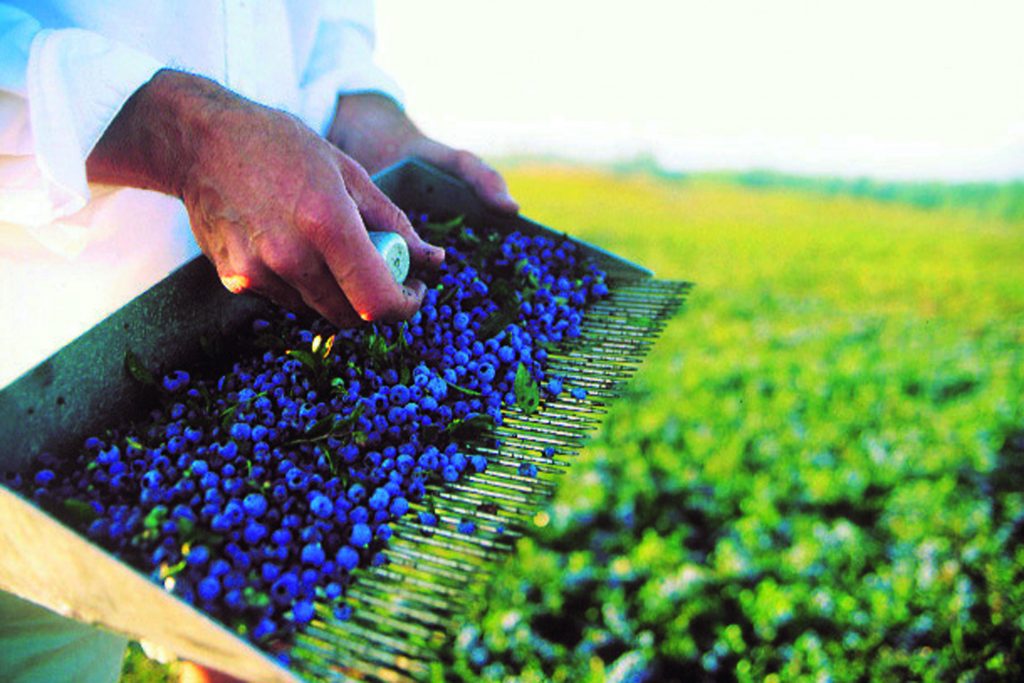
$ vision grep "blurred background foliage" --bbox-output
[437,164,1024,682]
[124,164,1024,681]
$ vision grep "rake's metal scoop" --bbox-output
[0,160,689,681]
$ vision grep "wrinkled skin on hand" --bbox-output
[182,99,445,326]
[87,70,444,326]
[328,93,519,215]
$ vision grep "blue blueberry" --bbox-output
[242,493,268,518]
[198,576,220,601]
[350,524,372,548]
[336,546,359,572]
[292,599,315,624]
[301,542,326,566]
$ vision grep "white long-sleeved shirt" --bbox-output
[0,0,403,388]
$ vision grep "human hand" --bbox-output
[86,70,444,326]
[327,93,519,215]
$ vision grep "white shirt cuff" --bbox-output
[0,25,163,256]
[27,28,164,220]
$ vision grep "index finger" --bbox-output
[338,153,445,270]
[308,193,425,323]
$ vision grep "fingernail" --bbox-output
[419,244,444,266]
[403,285,424,299]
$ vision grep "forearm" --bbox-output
[85,69,236,197]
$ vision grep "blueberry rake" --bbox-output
[0,160,689,681]
[288,282,687,682]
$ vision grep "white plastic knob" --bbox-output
[368,231,410,284]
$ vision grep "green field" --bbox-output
[438,165,1024,682]
[123,166,1024,681]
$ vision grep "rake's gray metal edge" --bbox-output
[373,158,654,280]
[0,257,271,466]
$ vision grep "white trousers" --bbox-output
[0,590,127,683]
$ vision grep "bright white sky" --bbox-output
[377,0,1024,181]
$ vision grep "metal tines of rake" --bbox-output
[288,277,691,682]
[0,159,691,683]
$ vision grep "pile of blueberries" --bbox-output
[7,217,610,653]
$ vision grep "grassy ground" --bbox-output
[123,166,1024,681]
